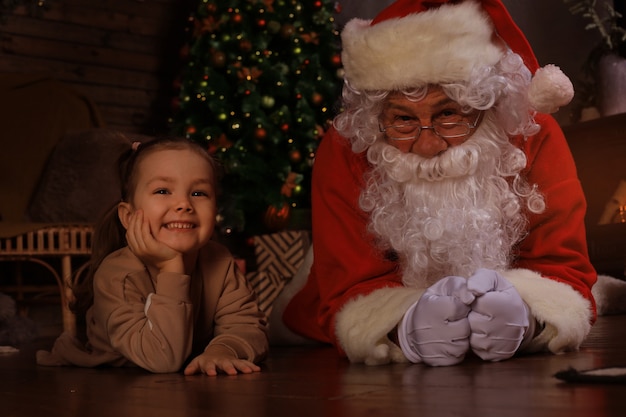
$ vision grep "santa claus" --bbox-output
[270,0,623,366]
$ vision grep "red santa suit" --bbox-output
[282,0,597,365]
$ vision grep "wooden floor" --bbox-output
[2,315,626,417]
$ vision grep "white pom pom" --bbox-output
[528,64,574,114]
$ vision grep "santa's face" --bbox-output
[362,108,530,288]
[379,87,483,158]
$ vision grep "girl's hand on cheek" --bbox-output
[126,210,183,273]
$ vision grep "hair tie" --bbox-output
[131,141,141,151]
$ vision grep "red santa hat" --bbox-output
[340,0,573,114]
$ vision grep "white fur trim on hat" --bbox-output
[528,64,574,113]
[501,268,592,354]
[340,1,503,91]
[335,286,423,365]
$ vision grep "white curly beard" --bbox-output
[360,117,533,289]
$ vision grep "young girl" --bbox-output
[37,137,268,375]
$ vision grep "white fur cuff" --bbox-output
[593,274,626,316]
[335,287,423,365]
[501,269,592,354]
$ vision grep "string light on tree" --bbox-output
[169,0,342,237]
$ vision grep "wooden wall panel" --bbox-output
[0,0,194,134]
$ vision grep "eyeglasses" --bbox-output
[379,111,483,141]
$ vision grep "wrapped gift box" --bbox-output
[245,230,311,315]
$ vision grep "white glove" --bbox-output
[398,276,475,366]
[466,268,530,362]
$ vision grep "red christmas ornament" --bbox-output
[239,39,252,52]
[232,13,243,24]
[313,1,322,9]
[254,127,267,140]
[331,53,341,67]
[280,123,289,132]
[207,143,218,155]
[289,150,302,163]
[263,203,291,231]
[257,18,266,28]
[311,92,323,105]
[314,123,326,139]
[186,125,197,135]
[281,172,300,197]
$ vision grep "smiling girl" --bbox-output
[37,137,268,375]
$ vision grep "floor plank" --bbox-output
[2,315,625,417]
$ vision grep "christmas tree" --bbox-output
[170,0,342,238]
